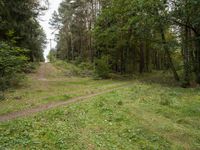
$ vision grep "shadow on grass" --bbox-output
[137,72,180,88]
[109,71,181,88]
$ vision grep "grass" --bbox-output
[0,77,128,115]
[0,62,200,149]
[0,80,200,149]
[0,63,128,115]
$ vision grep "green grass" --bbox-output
[0,77,128,115]
[0,63,128,115]
[0,79,200,149]
[0,62,199,149]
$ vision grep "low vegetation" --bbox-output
[0,75,199,149]
[0,42,27,99]
[52,60,94,77]
[0,62,129,115]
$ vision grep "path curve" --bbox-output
[0,83,131,122]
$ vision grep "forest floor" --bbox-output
[0,63,200,149]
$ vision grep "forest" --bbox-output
[50,0,200,87]
[0,0,200,149]
[0,0,47,96]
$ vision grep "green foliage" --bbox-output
[0,0,47,62]
[48,49,57,62]
[78,62,94,71]
[53,60,94,77]
[22,62,39,73]
[0,0,47,95]
[0,42,27,93]
[95,56,110,79]
[0,91,5,101]
[52,0,200,86]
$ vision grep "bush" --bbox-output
[22,62,39,73]
[48,49,57,62]
[0,92,5,101]
[78,62,94,70]
[78,62,94,77]
[95,56,110,79]
[0,74,24,89]
[0,42,28,93]
[53,60,94,77]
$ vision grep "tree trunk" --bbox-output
[139,42,145,73]
[160,27,180,81]
[182,26,191,87]
[195,33,200,83]
[145,41,150,72]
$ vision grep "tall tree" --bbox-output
[0,0,48,62]
[52,0,200,85]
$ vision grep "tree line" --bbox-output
[51,0,200,87]
[0,0,47,96]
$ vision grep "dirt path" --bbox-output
[36,63,48,80]
[0,83,131,122]
[34,63,61,81]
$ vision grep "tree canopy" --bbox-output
[0,0,48,93]
[51,0,200,86]
[0,0,47,62]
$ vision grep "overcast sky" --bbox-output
[39,0,63,61]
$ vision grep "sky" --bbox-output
[39,0,63,61]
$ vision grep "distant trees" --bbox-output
[52,0,200,86]
[50,0,100,62]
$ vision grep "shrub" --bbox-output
[0,42,28,93]
[78,62,94,70]
[48,49,57,62]
[22,62,39,73]
[95,56,110,79]
[78,62,94,77]
[53,60,94,77]
[0,92,5,101]
[0,73,24,89]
